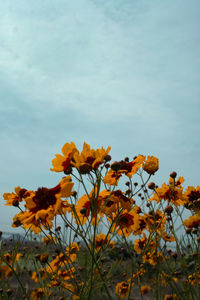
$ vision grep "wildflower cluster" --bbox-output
[1,141,200,299]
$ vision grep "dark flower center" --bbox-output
[32,185,61,211]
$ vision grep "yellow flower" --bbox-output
[140,285,151,295]
[103,155,145,186]
[73,142,111,173]
[13,176,73,234]
[149,176,185,206]
[31,288,51,300]
[65,242,80,262]
[164,294,179,300]
[3,186,30,206]
[51,142,78,173]
[115,281,130,299]
[143,155,159,175]
[91,233,114,251]
[184,185,200,212]
[183,214,200,229]
[110,209,141,237]
[161,231,175,242]
[145,209,166,233]
[73,186,102,225]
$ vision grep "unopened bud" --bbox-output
[12,199,19,207]
[171,252,177,259]
[170,171,177,179]
[104,155,111,162]
[148,182,155,190]
[165,205,173,215]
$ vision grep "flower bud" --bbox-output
[170,171,177,179]
[148,182,155,190]
[171,252,177,259]
[165,205,173,215]
[104,155,111,162]
[12,199,19,207]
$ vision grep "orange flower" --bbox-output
[31,288,51,300]
[42,235,56,246]
[143,155,159,175]
[142,250,163,266]
[103,169,121,186]
[149,176,185,206]
[103,155,145,186]
[73,142,111,174]
[145,209,166,233]
[164,294,179,300]
[183,214,200,229]
[115,281,130,299]
[12,176,74,233]
[91,233,114,251]
[99,189,133,216]
[73,186,102,225]
[65,243,80,262]
[3,186,30,206]
[184,186,200,212]
[51,142,78,173]
[134,233,148,254]
[161,231,175,242]
[110,209,141,237]
[134,234,157,254]
[140,285,151,295]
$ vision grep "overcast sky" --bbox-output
[0,0,200,233]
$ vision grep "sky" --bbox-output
[0,0,200,234]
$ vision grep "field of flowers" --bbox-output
[1,141,200,299]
